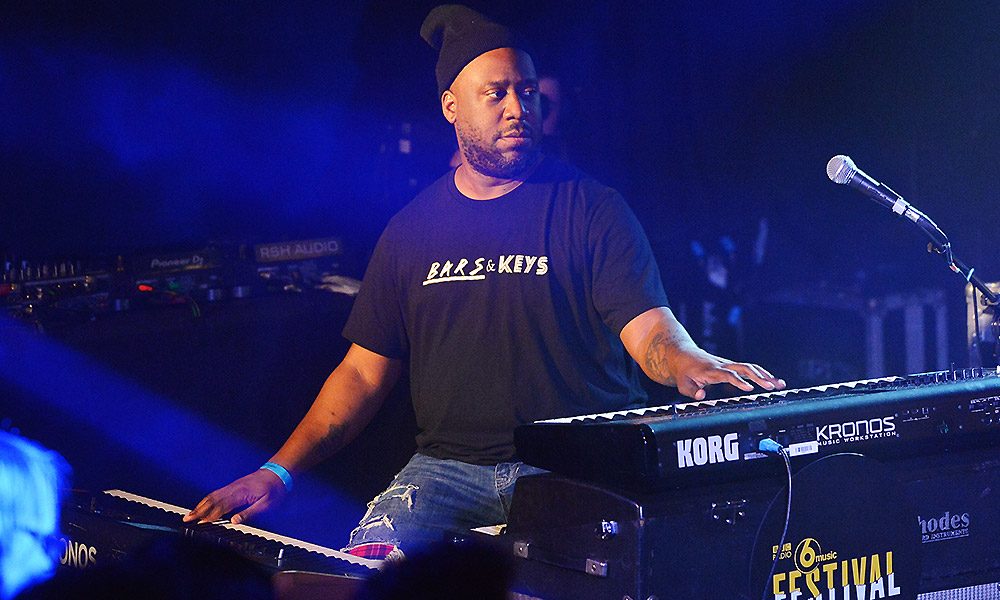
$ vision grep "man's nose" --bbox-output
[503,93,529,120]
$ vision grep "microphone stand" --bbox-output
[918,220,999,366]
[827,155,998,365]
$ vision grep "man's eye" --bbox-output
[487,90,506,100]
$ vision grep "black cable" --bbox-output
[973,288,983,364]
[757,439,793,600]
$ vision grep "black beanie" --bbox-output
[420,5,533,96]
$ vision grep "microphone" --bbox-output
[828,156,1000,306]
[826,155,948,248]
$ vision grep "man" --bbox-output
[183,5,784,560]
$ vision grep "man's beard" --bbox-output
[457,121,539,179]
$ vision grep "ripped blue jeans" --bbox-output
[344,453,546,558]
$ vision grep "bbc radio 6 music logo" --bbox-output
[769,536,903,599]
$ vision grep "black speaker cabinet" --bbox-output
[505,447,1000,600]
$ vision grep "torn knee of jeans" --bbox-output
[347,484,420,548]
[377,483,419,510]
[359,513,395,532]
[358,483,419,524]
[347,513,394,543]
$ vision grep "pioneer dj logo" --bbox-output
[149,255,205,269]
[676,433,739,468]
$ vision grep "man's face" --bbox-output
[444,48,542,178]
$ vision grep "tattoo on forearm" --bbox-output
[644,332,676,385]
[316,423,347,457]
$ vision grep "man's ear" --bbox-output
[441,89,457,124]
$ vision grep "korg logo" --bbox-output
[676,433,739,468]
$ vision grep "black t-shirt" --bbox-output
[343,157,669,465]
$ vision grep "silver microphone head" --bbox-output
[826,155,857,185]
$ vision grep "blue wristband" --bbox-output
[260,461,293,491]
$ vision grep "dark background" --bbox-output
[2,1,999,548]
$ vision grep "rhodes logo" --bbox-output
[918,510,970,543]
[676,433,739,468]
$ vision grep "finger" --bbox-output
[748,364,785,389]
[752,364,777,381]
[727,363,777,390]
[676,377,706,400]
[740,362,771,381]
[190,491,240,524]
[183,496,218,522]
[232,497,270,525]
[711,368,754,392]
[734,363,787,391]
[194,504,227,524]
[726,361,771,383]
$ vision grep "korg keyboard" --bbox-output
[513,369,1000,490]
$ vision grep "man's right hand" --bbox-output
[182,469,287,525]
[181,345,400,526]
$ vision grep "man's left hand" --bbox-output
[621,307,786,400]
[666,345,785,401]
